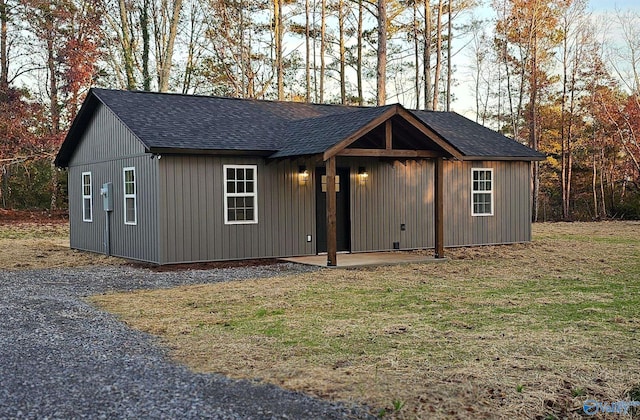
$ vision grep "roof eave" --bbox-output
[460,154,547,161]
[149,147,276,157]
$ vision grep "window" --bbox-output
[82,172,92,222]
[123,167,137,225]
[472,168,493,216]
[224,165,257,224]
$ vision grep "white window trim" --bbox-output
[123,167,137,225]
[82,171,92,222]
[223,164,258,225]
[471,168,494,217]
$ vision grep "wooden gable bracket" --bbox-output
[323,105,463,161]
[321,105,455,266]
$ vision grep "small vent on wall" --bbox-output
[393,242,400,250]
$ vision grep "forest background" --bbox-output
[1,0,639,221]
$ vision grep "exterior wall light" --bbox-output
[358,166,368,183]
[298,165,310,185]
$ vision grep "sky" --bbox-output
[588,0,639,11]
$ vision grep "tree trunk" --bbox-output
[158,0,182,93]
[141,0,151,91]
[0,0,8,88]
[445,0,451,111]
[376,0,387,105]
[529,33,539,222]
[274,0,284,100]
[46,24,59,211]
[592,153,598,218]
[118,0,136,90]
[338,0,346,104]
[305,0,311,102]
[320,0,326,102]
[424,0,432,110]
[182,2,198,94]
[413,0,420,109]
[0,166,7,209]
[600,151,606,217]
[432,0,442,110]
[560,29,568,220]
[357,0,363,105]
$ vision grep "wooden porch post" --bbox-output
[326,156,337,266]
[435,157,445,258]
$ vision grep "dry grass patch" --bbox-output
[91,221,640,419]
[0,222,124,269]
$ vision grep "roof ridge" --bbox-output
[286,103,397,124]
[91,87,380,111]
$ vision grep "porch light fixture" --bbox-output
[357,166,368,183]
[298,165,310,185]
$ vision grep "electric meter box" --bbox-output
[101,182,113,212]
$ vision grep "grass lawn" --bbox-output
[91,222,640,419]
[0,222,122,269]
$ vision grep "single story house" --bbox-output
[55,88,544,265]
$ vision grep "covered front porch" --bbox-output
[316,105,462,267]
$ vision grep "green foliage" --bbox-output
[392,399,405,411]
[1,160,67,210]
[571,387,585,397]
[611,190,640,220]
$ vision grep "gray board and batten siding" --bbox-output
[158,156,316,264]
[157,155,532,264]
[67,103,160,263]
[347,158,531,253]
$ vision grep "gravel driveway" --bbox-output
[0,264,372,419]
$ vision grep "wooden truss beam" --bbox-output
[337,148,443,158]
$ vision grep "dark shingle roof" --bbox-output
[90,88,353,152]
[55,88,544,167]
[273,105,396,158]
[413,110,543,159]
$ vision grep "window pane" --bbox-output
[224,166,257,223]
[84,198,91,220]
[125,197,135,222]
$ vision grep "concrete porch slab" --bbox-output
[280,251,447,268]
